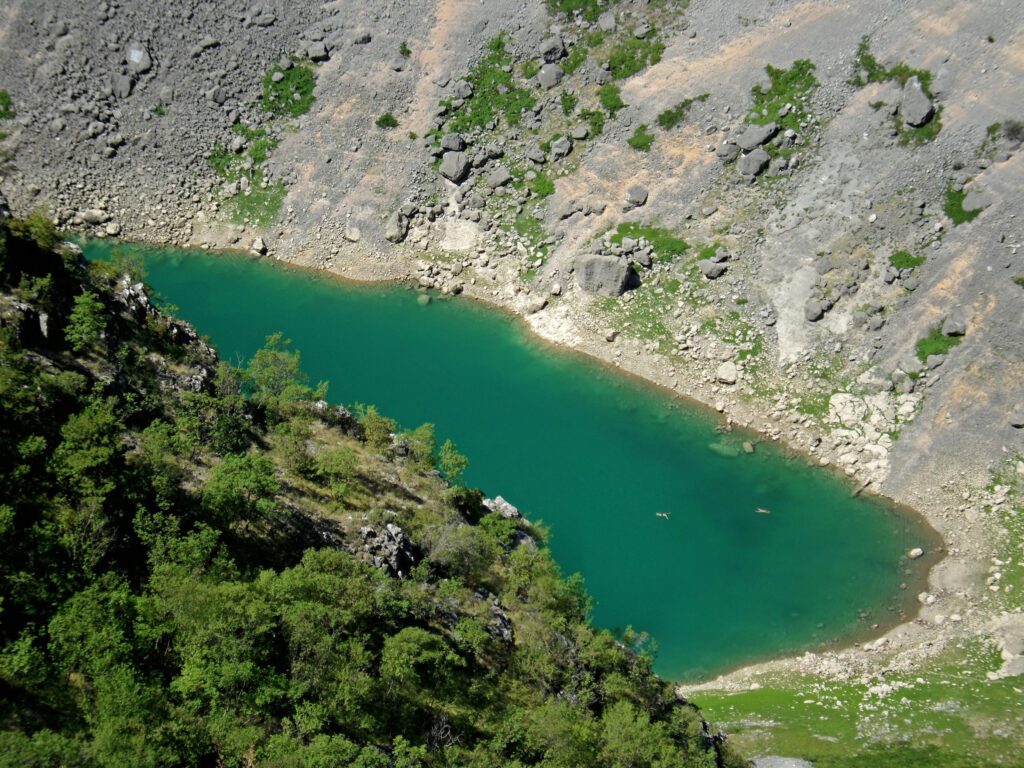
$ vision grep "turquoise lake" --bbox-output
[84,240,933,681]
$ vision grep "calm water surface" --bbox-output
[86,241,932,680]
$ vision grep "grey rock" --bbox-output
[716,361,738,384]
[126,44,152,75]
[900,75,934,127]
[699,260,727,279]
[961,188,993,213]
[625,184,648,209]
[1010,408,1024,429]
[926,354,945,369]
[483,496,521,519]
[111,74,133,98]
[716,141,741,162]
[738,147,770,176]
[598,11,617,31]
[735,122,778,151]
[439,151,471,183]
[250,236,267,254]
[942,316,967,336]
[571,124,589,140]
[441,132,465,151]
[486,165,513,188]
[307,41,329,61]
[538,63,564,89]
[158,85,174,105]
[384,210,409,242]
[804,300,825,322]
[82,208,110,225]
[576,254,632,296]
[527,145,547,163]
[550,135,573,160]
[540,35,566,63]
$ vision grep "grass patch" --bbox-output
[608,34,665,80]
[598,83,626,116]
[1013,276,1024,288]
[893,108,943,145]
[0,89,14,120]
[209,126,285,225]
[375,112,399,129]
[693,641,1022,768]
[529,172,556,198]
[851,36,934,93]
[627,123,655,151]
[560,91,578,115]
[562,45,589,75]
[748,59,818,135]
[521,59,540,80]
[580,108,606,136]
[443,33,537,134]
[915,326,962,362]
[656,93,709,129]
[261,61,317,118]
[610,223,689,263]
[546,0,620,22]
[888,249,925,270]
[399,41,412,58]
[944,184,982,226]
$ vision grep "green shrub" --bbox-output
[889,250,925,270]
[1012,276,1024,288]
[627,124,655,152]
[545,0,617,21]
[438,439,469,485]
[560,91,578,115]
[375,112,399,129]
[656,93,709,129]
[65,291,107,353]
[443,33,536,133]
[598,84,626,116]
[530,172,556,197]
[8,212,61,252]
[0,89,14,120]
[358,404,397,452]
[261,62,317,117]
[608,35,665,80]
[399,41,411,58]
[580,108,606,136]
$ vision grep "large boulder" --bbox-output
[126,43,152,75]
[900,76,934,127]
[699,260,727,279]
[538,63,564,89]
[624,184,648,210]
[486,165,513,189]
[735,122,778,151]
[716,141,741,162]
[738,148,770,176]
[384,210,409,243]
[439,151,471,183]
[716,361,738,385]
[576,254,632,296]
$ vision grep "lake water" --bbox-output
[84,240,934,681]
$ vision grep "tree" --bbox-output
[315,445,358,501]
[244,333,325,415]
[438,439,468,484]
[357,405,396,453]
[403,422,436,469]
[203,453,280,528]
[65,290,106,353]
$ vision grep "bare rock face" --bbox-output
[358,523,418,578]
[576,254,632,296]
[900,76,934,127]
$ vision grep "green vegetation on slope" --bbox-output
[888,249,925,270]
[443,33,537,134]
[748,59,818,133]
[0,89,14,143]
[628,124,656,152]
[657,94,709,130]
[262,61,317,118]
[0,217,743,768]
[208,124,286,225]
[915,326,962,362]
[944,184,983,226]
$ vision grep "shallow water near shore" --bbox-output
[85,240,935,681]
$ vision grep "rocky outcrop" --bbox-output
[358,523,418,578]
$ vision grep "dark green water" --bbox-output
[84,241,932,681]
